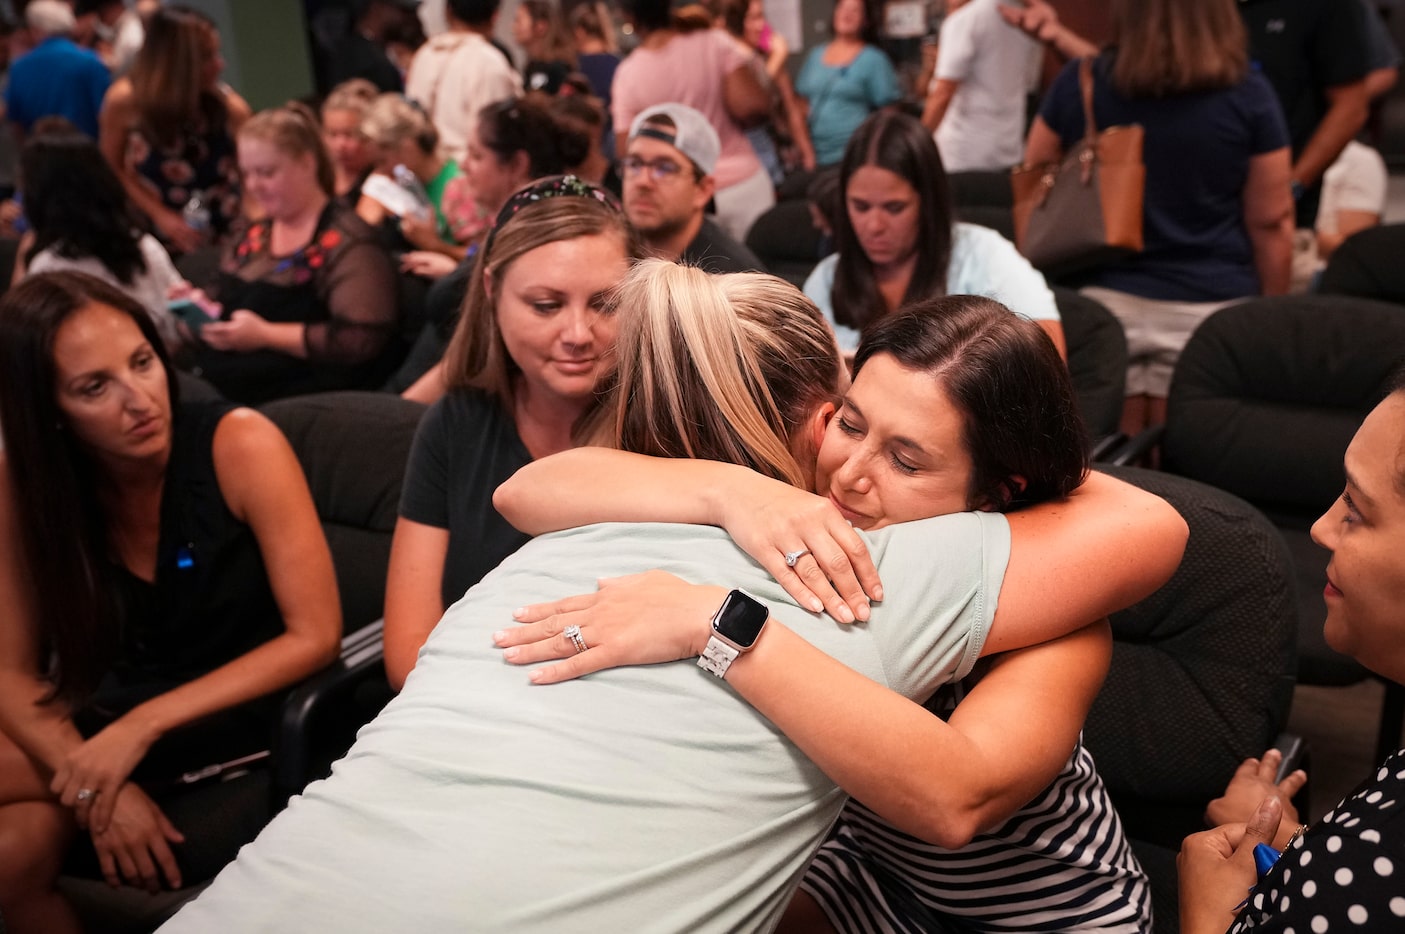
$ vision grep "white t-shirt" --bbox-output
[1316,140,1388,238]
[27,234,182,345]
[404,31,522,163]
[932,0,1042,173]
[161,514,1009,933]
[804,222,1060,352]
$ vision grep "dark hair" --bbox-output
[831,0,881,46]
[477,95,591,178]
[717,0,749,38]
[129,5,228,146]
[448,0,501,28]
[21,130,151,284]
[619,0,672,33]
[568,1,610,41]
[832,110,954,335]
[854,295,1089,511]
[0,272,180,706]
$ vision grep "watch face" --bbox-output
[713,590,769,649]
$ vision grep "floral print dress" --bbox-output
[190,200,400,404]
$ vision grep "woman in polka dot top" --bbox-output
[1180,368,1405,933]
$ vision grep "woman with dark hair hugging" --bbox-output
[496,294,1153,931]
[156,262,1183,932]
[0,273,340,933]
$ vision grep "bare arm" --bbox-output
[98,81,202,255]
[1242,147,1295,296]
[921,77,959,133]
[0,460,89,775]
[998,0,1096,61]
[383,517,451,690]
[1292,80,1369,191]
[1317,208,1380,259]
[49,412,341,828]
[1023,115,1064,167]
[774,68,816,171]
[726,619,1112,844]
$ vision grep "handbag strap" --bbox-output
[1078,57,1099,145]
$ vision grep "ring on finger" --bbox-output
[784,548,810,568]
[563,624,588,654]
[75,788,95,803]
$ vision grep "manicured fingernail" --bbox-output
[492,630,507,644]
[512,607,526,619]
[856,601,870,622]
[837,605,854,624]
[873,586,884,601]
[809,597,823,612]
[503,647,520,661]
[529,669,547,683]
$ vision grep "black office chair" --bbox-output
[1319,223,1405,306]
[1086,466,1299,934]
[745,199,825,289]
[1054,287,1127,453]
[949,170,1016,242]
[260,391,426,803]
[1156,295,1405,762]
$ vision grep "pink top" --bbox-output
[611,29,763,190]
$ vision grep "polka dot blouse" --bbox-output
[1229,748,1405,932]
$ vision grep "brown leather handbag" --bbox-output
[1012,57,1145,276]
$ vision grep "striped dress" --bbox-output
[799,682,1153,933]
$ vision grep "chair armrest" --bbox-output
[271,620,387,808]
[1104,425,1165,466]
[1090,432,1127,463]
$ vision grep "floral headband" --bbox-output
[483,175,622,256]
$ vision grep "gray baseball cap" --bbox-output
[627,103,721,177]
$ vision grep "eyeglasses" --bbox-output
[620,156,695,183]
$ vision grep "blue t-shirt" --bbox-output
[3,37,111,137]
[796,44,902,167]
[1038,54,1289,302]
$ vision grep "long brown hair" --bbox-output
[832,110,954,335]
[0,272,180,706]
[442,182,642,408]
[1110,0,1247,97]
[128,5,228,145]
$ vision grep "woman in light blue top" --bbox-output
[802,109,1064,357]
[795,0,902,167]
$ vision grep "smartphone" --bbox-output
[168,298,217,334]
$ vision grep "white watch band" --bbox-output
[697,634,742,678]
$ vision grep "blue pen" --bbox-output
[1253,842,1280,877]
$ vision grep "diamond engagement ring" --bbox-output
[563,624,588,654]
[784,549,810,568]
[75,788,95,803]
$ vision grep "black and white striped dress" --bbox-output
[799,683,1153,933]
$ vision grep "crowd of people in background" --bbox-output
[0,0,1402,932]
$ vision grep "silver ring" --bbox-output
[784,549,810,568]
[75,788,95,803]
[563,624,588,654]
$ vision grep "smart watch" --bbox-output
[697,590,770,679]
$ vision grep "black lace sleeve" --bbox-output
[304,208,399,365]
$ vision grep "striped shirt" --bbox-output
[800,682,1152,933]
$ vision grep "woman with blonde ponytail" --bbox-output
[159,261,1183,934]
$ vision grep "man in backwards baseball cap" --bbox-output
[622,103,763,274]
